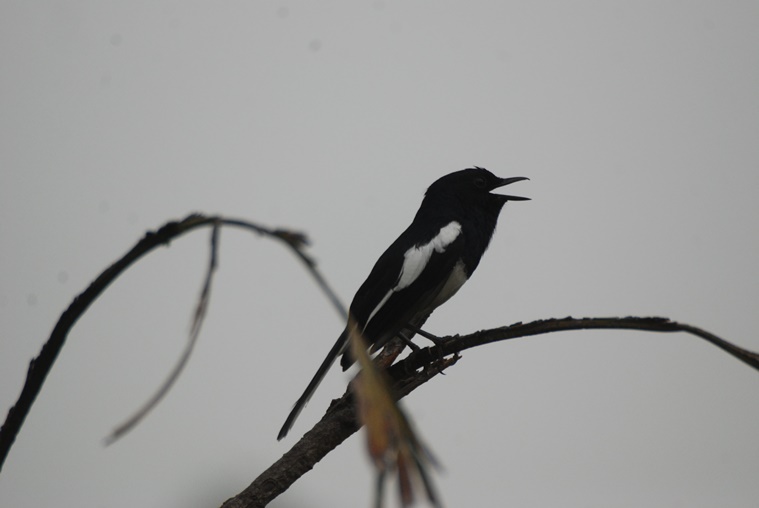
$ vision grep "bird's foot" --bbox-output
[405,325,451,369]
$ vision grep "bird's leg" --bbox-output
[405,325,444,345]
[397,330,421,351]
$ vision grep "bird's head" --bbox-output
[425,167,530,211]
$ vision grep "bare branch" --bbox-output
[222,316,758,507]
[394,316,759,375]
[0,214,341,472]
[221,393,359,508]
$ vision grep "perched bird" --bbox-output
[277,167,529,440]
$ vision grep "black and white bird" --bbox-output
[277,167,529,440]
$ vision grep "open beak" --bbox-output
[493,176,530,201]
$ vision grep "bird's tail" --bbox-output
[277,330,348,440]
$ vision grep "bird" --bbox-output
[277,167,529,440]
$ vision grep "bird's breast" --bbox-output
[430,260,468,309]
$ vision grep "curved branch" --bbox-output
[225,316,758,507]
[0,214,339,472]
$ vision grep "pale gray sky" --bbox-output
[1,2,758,507]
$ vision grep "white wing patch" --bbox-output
[365,221,462,327]
[396,221,462,290]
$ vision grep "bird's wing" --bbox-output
[349,220,466,353]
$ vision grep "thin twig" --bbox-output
[105,221,221,444]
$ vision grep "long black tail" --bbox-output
[277,330,348,440]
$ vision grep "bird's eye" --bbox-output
[473,177,487,189]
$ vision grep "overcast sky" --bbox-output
[2,2,758,507]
